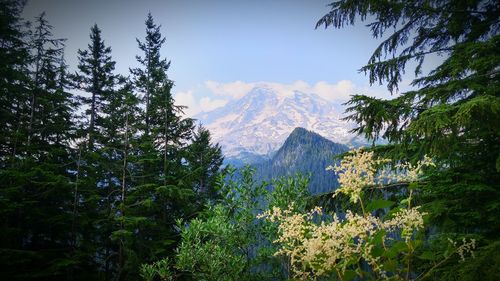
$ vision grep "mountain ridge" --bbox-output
[255,127,349,194]
[194,86,356,162]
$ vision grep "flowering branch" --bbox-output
[257,149,474,280]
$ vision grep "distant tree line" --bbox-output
[0,1,223,280]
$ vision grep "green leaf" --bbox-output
[161,239,176,246]
[371,229,386,245]
[385,241,408,258]
[383,259,397,272]
[418,251,438,261]
[344,269,357,281]
[366,199,395,212]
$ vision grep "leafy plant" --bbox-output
[258,149,475,280]
[175,205,247,281]
[140,258,173,281]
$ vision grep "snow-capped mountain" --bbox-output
[194,86,357,161]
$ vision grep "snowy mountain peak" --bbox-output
[194,86,356,160]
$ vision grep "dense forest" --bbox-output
[0,1,223,280]
[1,0,499,280]
[255,127,349,194]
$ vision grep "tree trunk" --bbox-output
[28,32,43,146]
[89,91,96,149]
[71,146,82,247]
[117,110,129,281]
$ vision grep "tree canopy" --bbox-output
[0,6,224,280]
[317,0,499,279]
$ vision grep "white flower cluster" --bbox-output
[328,149,387,203]
[259,149,436,280]
[259,204,427,279]
[393,155,436,182]
[448,238,476,262]
[384,207,427,242]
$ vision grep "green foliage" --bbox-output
[176,205,247,281]
[268,173,310,211]
[141,167,312,281]
[140,258,174,281]
[317,0,500,279]
[184,125,224,201]
[0,9,225,281]
[259,150,477,281]
[366,199,395,212]
[255,127,349,194]
[260,173,311,280]
[437,241,500,281]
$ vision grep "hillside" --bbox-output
[255,127,349,194]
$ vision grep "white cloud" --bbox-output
[205,80,255,99]
[204,80,389,103]
[313,80,355,101]
[175,79,392,117]
[174,90,197,116]
[174,90,228,117]
[199,97,228,111]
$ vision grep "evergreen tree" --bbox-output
[125,13,196,279]
[130,12,170,137]
[185,125,224,200]
[101,79,142,280]
[73,24,117,150]
[71,23,122,280]
[0,0,30,161]
[0,7,79,280]
[27,12,66,146]
[317,0,499,278]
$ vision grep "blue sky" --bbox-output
[23,0,421,116]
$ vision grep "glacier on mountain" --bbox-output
[194,86,357,161]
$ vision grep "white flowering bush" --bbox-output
[140,151,476,281]
[258,149,475,280]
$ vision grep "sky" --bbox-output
[23,0,421,116]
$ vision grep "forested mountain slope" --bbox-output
[255,127,349,194]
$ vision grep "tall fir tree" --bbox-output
[100,79,142,280]
[27,12,66,146]
[1,7,79,280]
[0,0,30,161]
[125,13,198,279]
[317,0,499,279]
[185,125,224,201]
[71,23,122,280]
[130,12,170,137]
[73,24,117,150]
